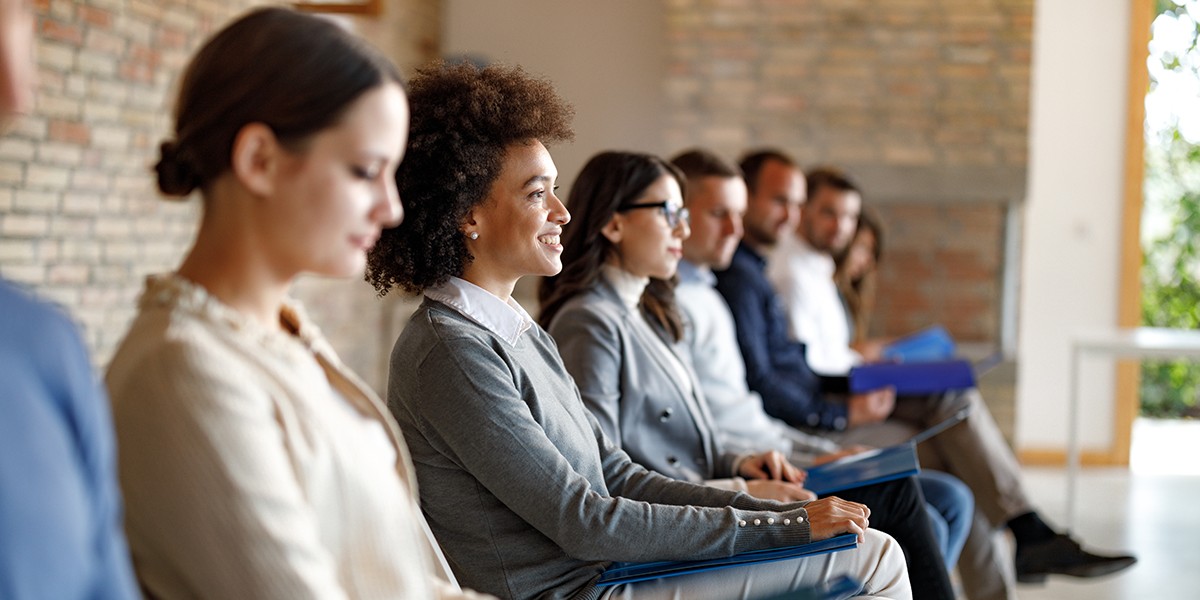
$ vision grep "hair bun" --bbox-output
[155,140,201,197]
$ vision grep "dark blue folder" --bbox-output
[595,534,859,586]
[804,443,920,496]
[848,359,975,395]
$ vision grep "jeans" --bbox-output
[918,470,974,569]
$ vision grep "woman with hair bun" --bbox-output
[368,62,910,600]
[105,8,490,599]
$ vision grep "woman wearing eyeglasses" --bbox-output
[539,151,816,502]
[539,151,958,600]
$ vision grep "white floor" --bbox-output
[1013,419,1200,600]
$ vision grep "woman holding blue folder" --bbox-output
[539,151,956,600]
[368,62,910,600]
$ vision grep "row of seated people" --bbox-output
[1,5,1135,600]
[4,7,899,599]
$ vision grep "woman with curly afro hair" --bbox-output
[367,62,910,600]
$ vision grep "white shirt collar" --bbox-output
[781,230,835,277]
[601,264,650,310]
[424,277,534,346]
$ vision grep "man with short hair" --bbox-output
[669,148,964,598]
[671,149,975,578]
[768,167,873,375]
[713,148,1136,599]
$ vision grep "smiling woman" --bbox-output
[370,64,911,600]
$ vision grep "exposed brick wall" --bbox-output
[0,0,440,393]
[663,0,1031,168]
[870,202,1004,341]
[663,0,1031,345]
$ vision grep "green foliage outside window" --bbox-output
[1141,0,1200,418]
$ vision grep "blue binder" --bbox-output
[804,443,920,496]
[595,534,859,586]
[848,359,975,395]
[881,325,956,363]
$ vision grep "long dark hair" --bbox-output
[835,208,884,341]
[538,151,688,341]
[156,7,402,198]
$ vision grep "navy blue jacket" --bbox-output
[713,243,850,431]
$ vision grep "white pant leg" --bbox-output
[600,529,911,600]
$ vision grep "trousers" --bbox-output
[820,389,1025,600]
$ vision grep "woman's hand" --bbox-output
[804,496,871,542]
[738,450,805,484]
[744,480,816,503]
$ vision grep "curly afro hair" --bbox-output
[365,61,575,296]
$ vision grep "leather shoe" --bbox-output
[1015,534,1137,583]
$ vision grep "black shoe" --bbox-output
[1015,533,1137,583]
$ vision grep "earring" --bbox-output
[468,231,479,240]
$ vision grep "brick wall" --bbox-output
[664,0,1032,343]
[870,202,1005,340]
[0,0,440,393]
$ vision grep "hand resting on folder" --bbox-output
[739,449,816,502]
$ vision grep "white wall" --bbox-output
[442,0,668,196]
[1016,2,1131,451]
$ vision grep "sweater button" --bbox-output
[753,519,761,526]
[783,519,791,525]
[767,518,775,525]
[738,520,747,527]
[659,408,673,422]
[667,456,679,465]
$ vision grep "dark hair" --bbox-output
[737,149,795,195]
[538,151,688,342]
[670,148,741,182]
[365,62,574,295]
[805,166,860,202]
[835,207,885,342]
[836,207,884,274]
[155,7,402,198]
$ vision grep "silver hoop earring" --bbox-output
[468,231,479,240]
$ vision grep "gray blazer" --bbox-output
[547,278,742,483]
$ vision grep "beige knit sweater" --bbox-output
[106,274,490,600]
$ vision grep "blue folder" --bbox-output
[595,534,859,586]
[804,443,920,496]
[848,359,976,395]
[881,325,956,363]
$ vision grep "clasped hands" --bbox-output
[737,450,871,542]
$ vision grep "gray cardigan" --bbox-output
[388,298,813,600]
[547,277,742,483]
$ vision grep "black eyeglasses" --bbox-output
[615,202,690,229]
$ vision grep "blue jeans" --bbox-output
[918,469,974,569]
